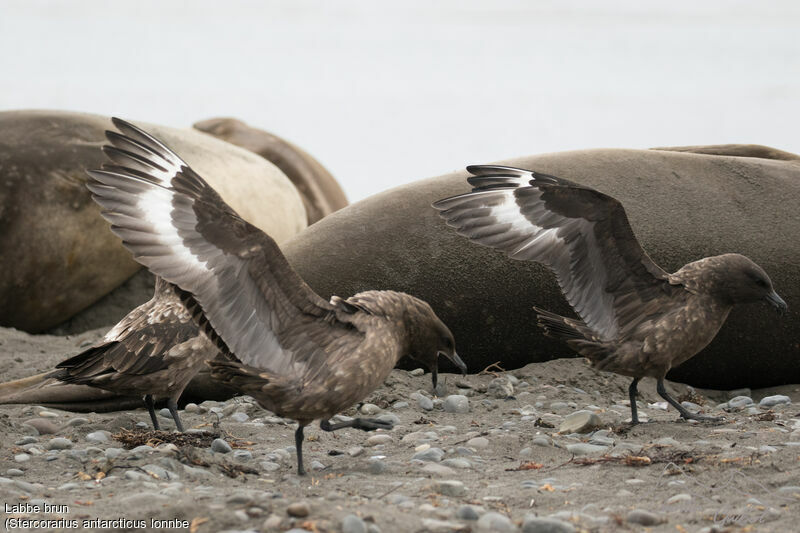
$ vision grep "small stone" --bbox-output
[413,447,445,462]
[66,417,89,427]
[433,480,466,497]
[409,368,425,377]
[360,403,381,415]
[392,401,409,409]
[14,454,30,463]
[15,437,38,446]
[105,448,124,459]
[341,514,367,533]
[522,516,577,533]
[532,436,553,447]
[626,509,664,526]
[46,437,73,450]
[558,410,602,434]
[184,403,200,413]
[565,443,609,455]
[477,512,514,532]
[376,413,400,426]
[366,434,393,446]
[158,408,172,419]
[286,501,310,518]
[418,396,434,411]
[211,439,232,453]
[441,458,472,469]
[466,437,489,448]
[443,395,470,414]
[86,431,110,444]
[456,505,480,520]
[759,395,791,407]
[230,412,249,423]
[234,450,253,461]
[37,410,59,418]
[728,396,754,409]
[23,419,60,435]
[666,493,692,504]
[260,461,280,472]
[487,377,514,399]
[262,514,283,530]
[7,469,24,477]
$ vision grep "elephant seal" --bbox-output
[0,110,306,333]
[194,117,348,224]
[282,146,799,390]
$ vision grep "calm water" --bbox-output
[2,1,799,201]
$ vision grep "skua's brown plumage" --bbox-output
[51,277,216,431]
[434,165,787,424]
[84,119,465,474]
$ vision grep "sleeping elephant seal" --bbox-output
[283,145,800,390]
[0,110,307,333]
[194,117,348,224]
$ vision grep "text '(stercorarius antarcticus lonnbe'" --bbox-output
[434,165,786,425]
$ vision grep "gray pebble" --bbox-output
[422,463,455,476]
[310,460,326,471]
[522,516,576,533]
[341,514,367,533]
[456,505,480,520]
[260,461,281,472]
[105,448,124,459]
[131,445,155,455]
[443,395,470,414]
[728,396,754,409]
[184,403,200,413]
[413,447,445,462]
[6,469,24,477]
[626,509,663,526]
[376,413,400,426]
[367,524,381,533]
[666,493,692,504]
[477,512,514,532]
[565,443,609,455]
[86,431,110,444]
[558,410,602,434]
[360,403,381,415]
[441,458,472,469]
[759,395,791,407]
[66,417,89,427]
[46,438,73,450]
[418,396,434,411]
[230,412,250,423]
[14,437,38,446]
[212,438,233,453]
[158,408,172,419]
[286,501,310,517]
[58,482,81,491]
[532,436,553,447]
[348,446,365,457]
[234,450,253,461]
[466,437,489,448]
[409,368,425,377]
[392,401,409,409]
[14,454,30,463]
[433,480,467,497]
